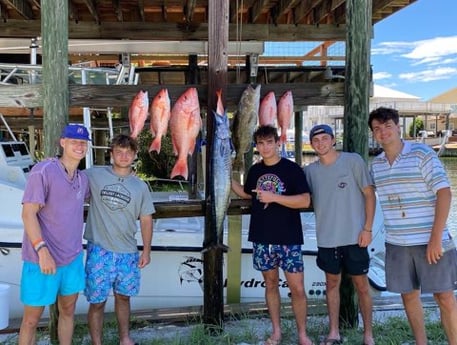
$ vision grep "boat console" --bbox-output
[0,141,34,184]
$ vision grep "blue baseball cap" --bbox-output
[310,124,334,140]
[61,124,91,141]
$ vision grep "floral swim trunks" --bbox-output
[252,243,303,273]
[84,242,140,303]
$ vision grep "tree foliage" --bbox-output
[136,129,176,179]
[409,118,424,138]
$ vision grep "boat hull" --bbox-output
[1,211,386,320]
[0,140,386,320]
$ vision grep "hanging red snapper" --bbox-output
[169,87,202,179]
[129,90,149,139]
[149,88,171,153]
[259,91,277,126]
[277,90,294,144]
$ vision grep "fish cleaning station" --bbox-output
[0,0,415,333]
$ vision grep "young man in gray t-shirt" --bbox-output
[84,134,155,345]
[304,124,375,345]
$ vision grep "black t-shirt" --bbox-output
[244,158,310,245]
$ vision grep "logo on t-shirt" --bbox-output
[256,173,285,194]
[100,183,131,210]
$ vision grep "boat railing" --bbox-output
[0,113,17,141]
[0,63,135,85]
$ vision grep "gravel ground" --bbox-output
[0,306,443,345]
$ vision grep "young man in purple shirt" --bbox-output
[19,124,90,345]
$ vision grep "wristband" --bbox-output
[34,241,47,252]
[363,228,372,233]
[32,238,43,247]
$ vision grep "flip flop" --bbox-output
[319,338,342,345]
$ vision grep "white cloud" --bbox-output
[371,41,416,56]
[410,56,441,66]
[372,36,457,66]
[399,67,457,82]
[428,57,457,66]
[373,72,392,80]
[373,35,457,86]
[402,36,457,60]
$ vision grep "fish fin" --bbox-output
[170,158,188,180]
[148,137,161,153]
[171,137,179,156]
[230,138,235,153]
[188,138,197,155]
[232,152,246,173]
[130,130,139,139]
[201,243,230,254]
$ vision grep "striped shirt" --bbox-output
[370,140,450,246]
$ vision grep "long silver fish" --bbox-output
[232,84,261,173]
[205,90,231,252]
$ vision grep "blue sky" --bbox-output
[265,0,456,102]
[372,0,457,101]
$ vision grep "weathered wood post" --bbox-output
[41,0,69,342]
[294,110,304,166]
[203,0,229,329]
[341,0,372,328]
[42,0,69,157]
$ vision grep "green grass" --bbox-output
[0,310,448,344]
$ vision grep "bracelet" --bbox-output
[363,228,372,233]
[32,238,43,247]
[34,241,47,252]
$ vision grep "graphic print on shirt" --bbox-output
[256,173,285,194]
[100,183,131,210]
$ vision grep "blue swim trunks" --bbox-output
[252,243,303,273]
[84,242,140,303]
[21,252,84,306]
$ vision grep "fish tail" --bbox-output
[149,137,161,153]
[130,130,139,139]
[201,242,230,254]
[170,158,188,179]
[232,154,245,173]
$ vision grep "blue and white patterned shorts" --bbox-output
[252,243,303,273]
[84,242,140,303]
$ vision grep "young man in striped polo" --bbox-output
[369,107,457,345]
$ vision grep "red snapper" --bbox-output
[277,90,294,144]
[149,88,171,153]
[259,91,277,126]
[169,88,202,179]
[129,90,149,139]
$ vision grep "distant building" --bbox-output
[302,84,457,139]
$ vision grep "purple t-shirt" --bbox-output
[21,158,89,266]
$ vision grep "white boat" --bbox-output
[0,134,387,320]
